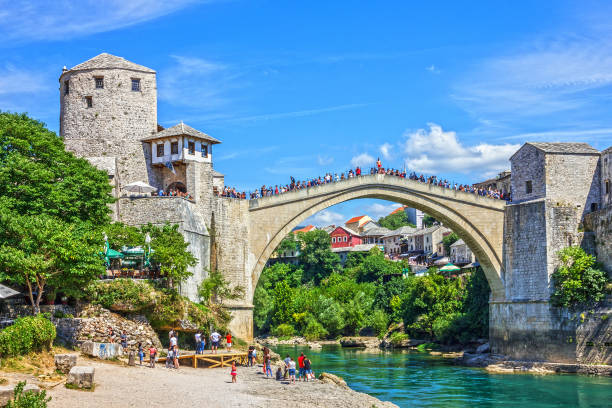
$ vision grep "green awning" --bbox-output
[105,248,124,259]
[439,263,461,272]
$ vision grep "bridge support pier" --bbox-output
[226,304,254,341]
[489,300,578,363]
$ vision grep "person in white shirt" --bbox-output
[210,331,221,354]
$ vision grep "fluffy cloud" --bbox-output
[403,123,519,177]
[379,143,393,160]
[305,210,345,227]
[350,153,375,168]
[317,155,334,166]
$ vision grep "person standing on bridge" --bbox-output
[377,157,382,169]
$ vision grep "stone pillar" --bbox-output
[226,305,254,341]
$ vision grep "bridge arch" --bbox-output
[247,175,507,301]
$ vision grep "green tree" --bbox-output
[105,222,144,250]
[0,112,113,224]
[442,232,459,254]
[378,211,416,230]
[274,234,298,257]
[551,246,609,308]
[356,248,401,282]
[272,281,294,326]
[198,269,244,307]
[253,286,274,334]
[297,230,340,284]
[0,211,105,313]
[422,214,437,227]
[143,224,197,289]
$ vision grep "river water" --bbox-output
[272,345,612,407]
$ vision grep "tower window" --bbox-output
[85,96,93,108]
[171,142,178,155]
[188,141,195,155]
[156,143,164,157]
[526,180,533,194]
[95,77,104,89]
[591,203,598,212]
[202,144,208,158]
[64,80,69,95]
[131,78,140,91]
[606,180,610,194]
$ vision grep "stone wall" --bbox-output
[510,144,546,202]
[600,149,612,207]
[117,196,210,301]
[545,153,601,217]
[60,66,158,190]
[583,206,612,275]
[490,301,611,364]
[54,306,162,350]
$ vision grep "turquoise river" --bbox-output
[272,345,612,407]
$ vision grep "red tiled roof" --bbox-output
[346,215,367,224]
[293,225,315,234]
[389,206,407,215]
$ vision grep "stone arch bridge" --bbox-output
[217,173,583,363]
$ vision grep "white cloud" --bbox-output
[317,155,334,166]
[305,210,345,227]
[426,65,440,74]
[0,0,201,43]
[380,143,393,160]
[0,65,47,95]
[454,34,612,119]
[224,103,368,124]
[363,203,402,220]
[351,153,375,168]
[402,123,519,178]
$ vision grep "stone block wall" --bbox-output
[583,206,612,275]
[60,67,158,190]
[545,153,601,217]
[510,144,546,202]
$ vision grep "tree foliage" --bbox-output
[551,246,609,308]
[0,315,56,357]
[297,230,340,284]
[378,210,415,230]
[442,232,459,254]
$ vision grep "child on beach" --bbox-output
[231,361,237,383]
[149,345,157,368]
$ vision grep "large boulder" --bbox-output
[54,354,78,374]
[318,372,347,388]
[340,337,380,349]
[0,384,40,406]
[476,343,490,354]
[81,341,123,359]
[67,366,95,389]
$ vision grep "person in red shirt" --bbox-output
[226,332,232,352]
[356,167,361,176]
[297,352,305,381]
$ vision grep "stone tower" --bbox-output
[59,53,158,191]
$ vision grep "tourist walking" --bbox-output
[225,332,232,352]
[303,356,312,381]
[264,349,272,377]
[120,331,128,352]
[247,346,254,366]
[297,352,305,381]
[149,345,157,368]
[195,331,202,354]
[210,330,221,354]
[283,354,291,379]
[230,361,237,383]
[288,356,296,384]
[166,347,174,368]
[173,345,180,369]
[137,342,144,365]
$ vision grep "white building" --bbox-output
[450,239,475,265]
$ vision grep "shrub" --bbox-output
[0,316,56,357]
[272,323,295,338]
[6,381,51,408]
[365,309,389,338]
[389,331,409,346]
[551,247,609,308]
[303,318,328,341]
[86,279,156,311]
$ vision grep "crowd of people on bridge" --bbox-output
[217,157,510,202]
[157,188,194,200]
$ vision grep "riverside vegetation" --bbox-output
[256,231,611,346]
[254,229,490,344]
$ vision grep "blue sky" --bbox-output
[2,0,612,225]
